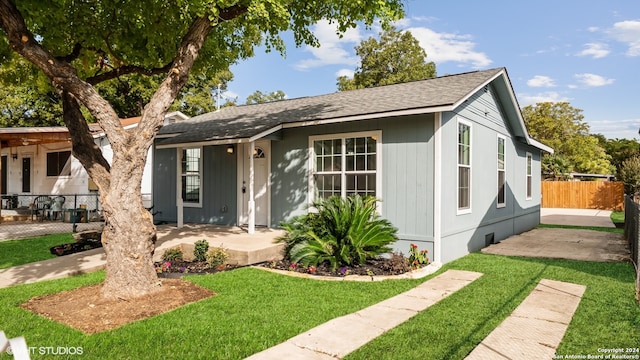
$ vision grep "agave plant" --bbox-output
[277,195,398,270]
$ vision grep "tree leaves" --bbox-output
[337,25,436,91]
[522,102,613,175]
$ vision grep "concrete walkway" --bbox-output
[246,270,483,359]
[0,224,284,289]
[466,279,586,359]
[541,208,614,228]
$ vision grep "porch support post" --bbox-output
[248,141,255,234]
[176,147,184,228]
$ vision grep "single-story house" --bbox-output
[153,68,552,263]
[0,111,188,209]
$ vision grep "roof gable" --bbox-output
[156,68,551,153]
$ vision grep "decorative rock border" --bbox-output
[252,262,442,282]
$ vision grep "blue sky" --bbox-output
[226,0,640,140]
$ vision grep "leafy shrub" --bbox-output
[161,247,184,262]
[206,247,228,269]
[619,155,640,196]
[193,240,209,262]
[277,195,398,270]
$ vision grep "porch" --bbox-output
[154,224,286,266]
[0,224,286,288]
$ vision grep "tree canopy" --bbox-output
[522,102,613,176]
[246,89,286,104]
[337,25,436,91]
[0,0,405,300]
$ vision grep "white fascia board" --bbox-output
[528,138,554,154]
[249,124,283,142]
[155,138,250,149]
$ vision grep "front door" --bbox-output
[22,157,31,193]
[239,140,270,226]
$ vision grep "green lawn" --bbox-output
[0,253,637,359]
[538,223,624,234]
[0,233,74,269]
[611,210,625,224]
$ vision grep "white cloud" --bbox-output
[608,20,640,56]
[577,43,610,58]
[574,73,615,87]
[588,118,640,139]
[335,68,354,79]
[527,75,556,88]
[519,92,569,105]
[294,20,362,71]
[407,27,492,68]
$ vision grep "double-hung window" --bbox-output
[526,152,532,200]
[457,119,471,213]
[310,131,381,201]
[497,135,506,207]
[46,151,71,177]
[181,148,202,206]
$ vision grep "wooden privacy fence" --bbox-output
[541,181,624,210]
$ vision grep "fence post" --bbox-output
[0,330,31,360]
[626,195,640,304]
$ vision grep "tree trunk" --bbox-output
[100,187,159,299]
[99,144,159,299]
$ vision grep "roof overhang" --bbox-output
[0,127,71,148]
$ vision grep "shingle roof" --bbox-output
[157,68,505,146]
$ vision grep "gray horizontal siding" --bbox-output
[271,114,435,246]
[152,145,237,225]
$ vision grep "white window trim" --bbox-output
[497,134,506,208]
[308,130,383,206]
[180,147,203,208]
[457,118,472,215]
[46,150,73,178]
[526,152,533,200]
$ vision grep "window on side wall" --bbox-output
[309,131,381,202]
[526,152,532,200]
[46,151,72,177]
[497,135,506,208]
[457,119,471,214]
[181,147,202,206]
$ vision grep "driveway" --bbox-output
[481,208,630,262]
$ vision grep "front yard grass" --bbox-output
[0,253,637,359]
[0,233,73,269]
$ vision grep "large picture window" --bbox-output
[46,151,71,177]
[181,148,201,206]
[457,120,471,213]
[310,131,381,201]
[497,135,506,207]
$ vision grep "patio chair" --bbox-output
[30,195,52,221]
[47,196,66,221]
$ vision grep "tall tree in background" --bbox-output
[337,26,436,91]
[0,0,404,300]
[246,89,286,104]
[594,134,640,175]
[522,102,613,176]
[0,53,63,126]
[0,53,233,123]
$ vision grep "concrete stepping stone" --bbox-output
[246,269,483,359]
[465,279,586,360]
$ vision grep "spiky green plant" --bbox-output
[278,195,398,270]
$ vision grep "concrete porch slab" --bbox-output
[154,224,286,266]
